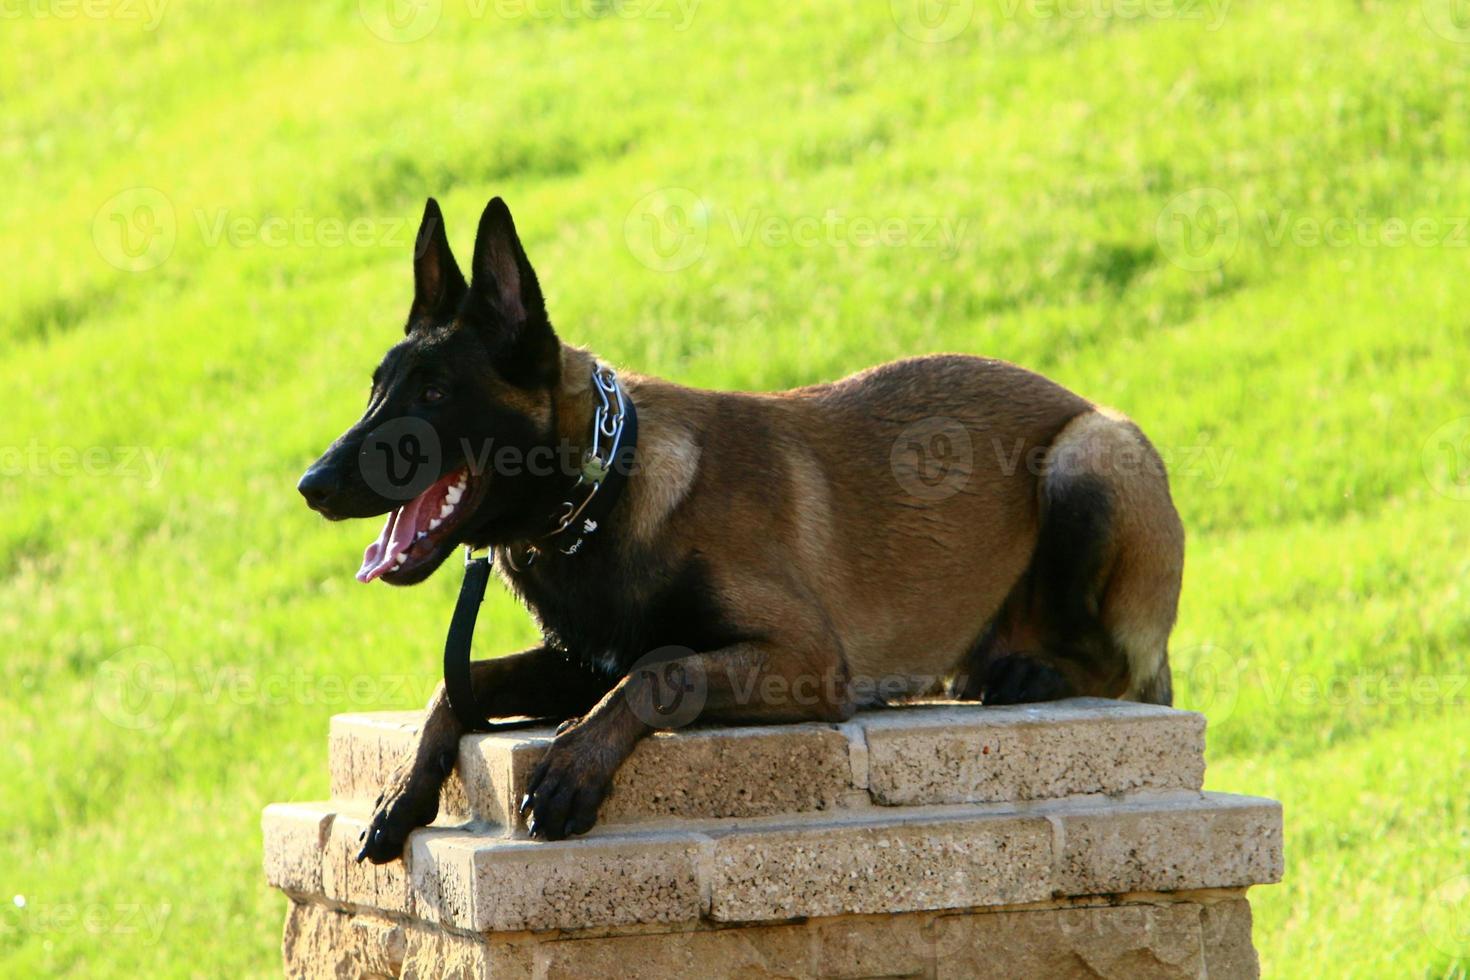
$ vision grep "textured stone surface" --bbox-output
[333,715,855,829]
[332,699,1212,831]
[414,827,706,932]
[328,713,415,803]
[263,794,1282,932]
[599,724,855,823]
[708,810,1054,922]
[282,901,399,979]
[527,914,958,979]
[282,901,528,979]
[1201,898,1260,979]
[281,896,1262,980]
[262,802,332,898]
[861,699,1206,806]
[1052,793,1284,895]
[934,903,1207,978]
[329,713,471,821]
[320,809,416,915]
[456,723,857,829]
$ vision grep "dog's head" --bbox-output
[298,197,564,585]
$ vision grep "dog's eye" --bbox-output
[422,386,446,404]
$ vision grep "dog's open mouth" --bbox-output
[357,467,483,584]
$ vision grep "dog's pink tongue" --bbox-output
[357,509,402,583]
[357,491,436,582]
[354,468,462,583]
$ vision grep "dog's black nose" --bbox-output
[297,464,341,510]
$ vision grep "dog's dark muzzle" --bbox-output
[298,440,404,521]
[297,460,345,515]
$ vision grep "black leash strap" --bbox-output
[443,550,492,731]
[441,366,639,733]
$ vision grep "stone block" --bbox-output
[861,699,1206,807]
[414,828,706,932]
[932,903,1206,979]
[708,810,1054,922]
[1052,793,1284,896]
[262,802,333,898]
[1201,897,1260,979]
[335,715,856,829]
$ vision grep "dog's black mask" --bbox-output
[298,197,563,586]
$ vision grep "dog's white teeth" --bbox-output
[391,555,405,570]
[446,485,463,504]
[429,518,443,531]
[416,531,428,542]
[439,500,455,518]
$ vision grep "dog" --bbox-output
[298,197,1185,863]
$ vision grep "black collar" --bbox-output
[503,363,638,570]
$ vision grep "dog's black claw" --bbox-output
[437,751,457,777]
[526,813,537,838]
[355,843,369,863]
[374,792,384,807]
[519,792,533,816]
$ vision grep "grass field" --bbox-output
[3,0,1468,975]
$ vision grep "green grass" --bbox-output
[3,0,1467,975]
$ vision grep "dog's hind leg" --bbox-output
[357,645,611,864]
[957,410,1184,706]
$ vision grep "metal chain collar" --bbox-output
[501,363,628,570]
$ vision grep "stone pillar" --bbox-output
[264,698,1281,978]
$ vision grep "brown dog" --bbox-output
[298,197,1185,862]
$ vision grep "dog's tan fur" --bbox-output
[552,347,1182,706]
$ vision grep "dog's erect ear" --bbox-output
[407,198,467,331]
[466,197,559,387]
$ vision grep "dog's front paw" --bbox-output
[519,728,617,841]
[356,753,450,864]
